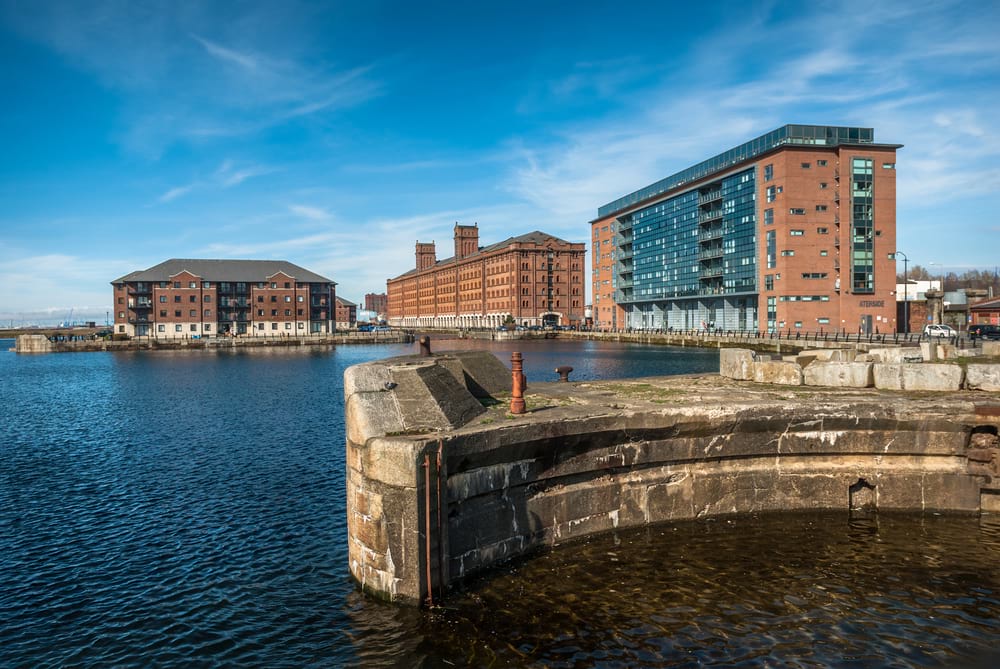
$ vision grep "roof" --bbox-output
[336,297,356,306]
[598,124,902,219]
[970,296,1000,310]
[389,230,584,281]
[111,259,336,285]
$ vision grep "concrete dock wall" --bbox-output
[345,351,1000,606]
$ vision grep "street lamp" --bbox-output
[894,251,908,334]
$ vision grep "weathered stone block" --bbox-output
[753,360,803,385]
[901,363,964,391]
[869,347,922,364]
[803,361,874,388]
[873,363,904,390]
[719,348,754,380]
[937,343,959,360]
[14,334,53,353]
[920,342,936,361]
[966,364,1000,392]
[983,341,1000,357]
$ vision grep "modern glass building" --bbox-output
[591,125,901,333]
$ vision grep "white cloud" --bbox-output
[288,205,332,221]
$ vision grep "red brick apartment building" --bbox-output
[111,259,336,338]
[387,224,586,328]
[364,292,388,315]
[335,297,357,329]
[592,125,900,334]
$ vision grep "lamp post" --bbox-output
[894,251,908,333]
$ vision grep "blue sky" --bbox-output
[1,0,999,325]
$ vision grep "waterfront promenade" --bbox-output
[10,330,413,352]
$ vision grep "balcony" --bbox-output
[698,190,722,206]
[699,246,724,260]
[699,265,724,279]
[699,209,723,224]
[699,228,723,242]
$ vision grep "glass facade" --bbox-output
[851,157,874,293]
[614,167,757,329]
[599,125,875,218]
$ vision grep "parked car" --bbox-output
[969,324,1000,341]
[923,324,957,338]
[357,324,373,332]
[373,326,391,332]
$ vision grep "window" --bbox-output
[790,230,804,236]
[817,159,828,166]
[781,250,795,256]
[257,309,264,316]
[173,281,181,288]
[764,208,773,225]
[801,162,811,169]
[118,311,125,319]
[271,309,277,316]
[284,309,291,316]
[284,282,290,288]
[204,309,211,316]
[202,282,211,289]
[765,274,774,291]
[257,296,264,302]
[817,227,828,234]
[204,295,212,302]
[816,205,827,211]
[159,295,167,303]
[802,273,828,279]
[766,186,776,202]
[159,310,167,317]
[766,230,776,269]
[882,163,895,169]
[174,310,181,317]
[297,295,304,302]
[117,297,123,304]
[175,324,182,332]
[819,182,828,189]
[157,324,165,332]
[189,309,197,317]
[284,296,291,302]
[820,250,829,256]
[271,323,278,330]
[789,208,805,215]
[285,322,292,329]
[189,282,197,288]
[190,295,197,302]
[190,324,198,332]
[297,322,304,329]
[205,324,212,331]
[174,295,181,303]
[270,296,277,302]
[818,318,830,324]
[764,164,773,181]
[270,282,277,288]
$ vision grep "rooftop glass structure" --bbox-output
[598,125,875,218]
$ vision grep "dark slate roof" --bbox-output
[112,259,336,285]
[389,230,582,280]
[971,296,1000,310]
[335,296,356,306]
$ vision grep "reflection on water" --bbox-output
[1,343,997,667]
[348,513,1000,668]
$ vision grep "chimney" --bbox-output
[454,222,479,260]
[415,241,436,271]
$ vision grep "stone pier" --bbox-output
[345,350,1000,606]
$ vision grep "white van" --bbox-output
[923,324,957,338]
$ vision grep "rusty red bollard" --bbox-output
[510,352,526,414]
[555,366,573,382]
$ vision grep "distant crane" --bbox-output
[60,308,73,328]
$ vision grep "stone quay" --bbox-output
[345,348,1000,606]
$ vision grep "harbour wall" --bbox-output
[13,331,413,353]
[345,350,1000,606]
